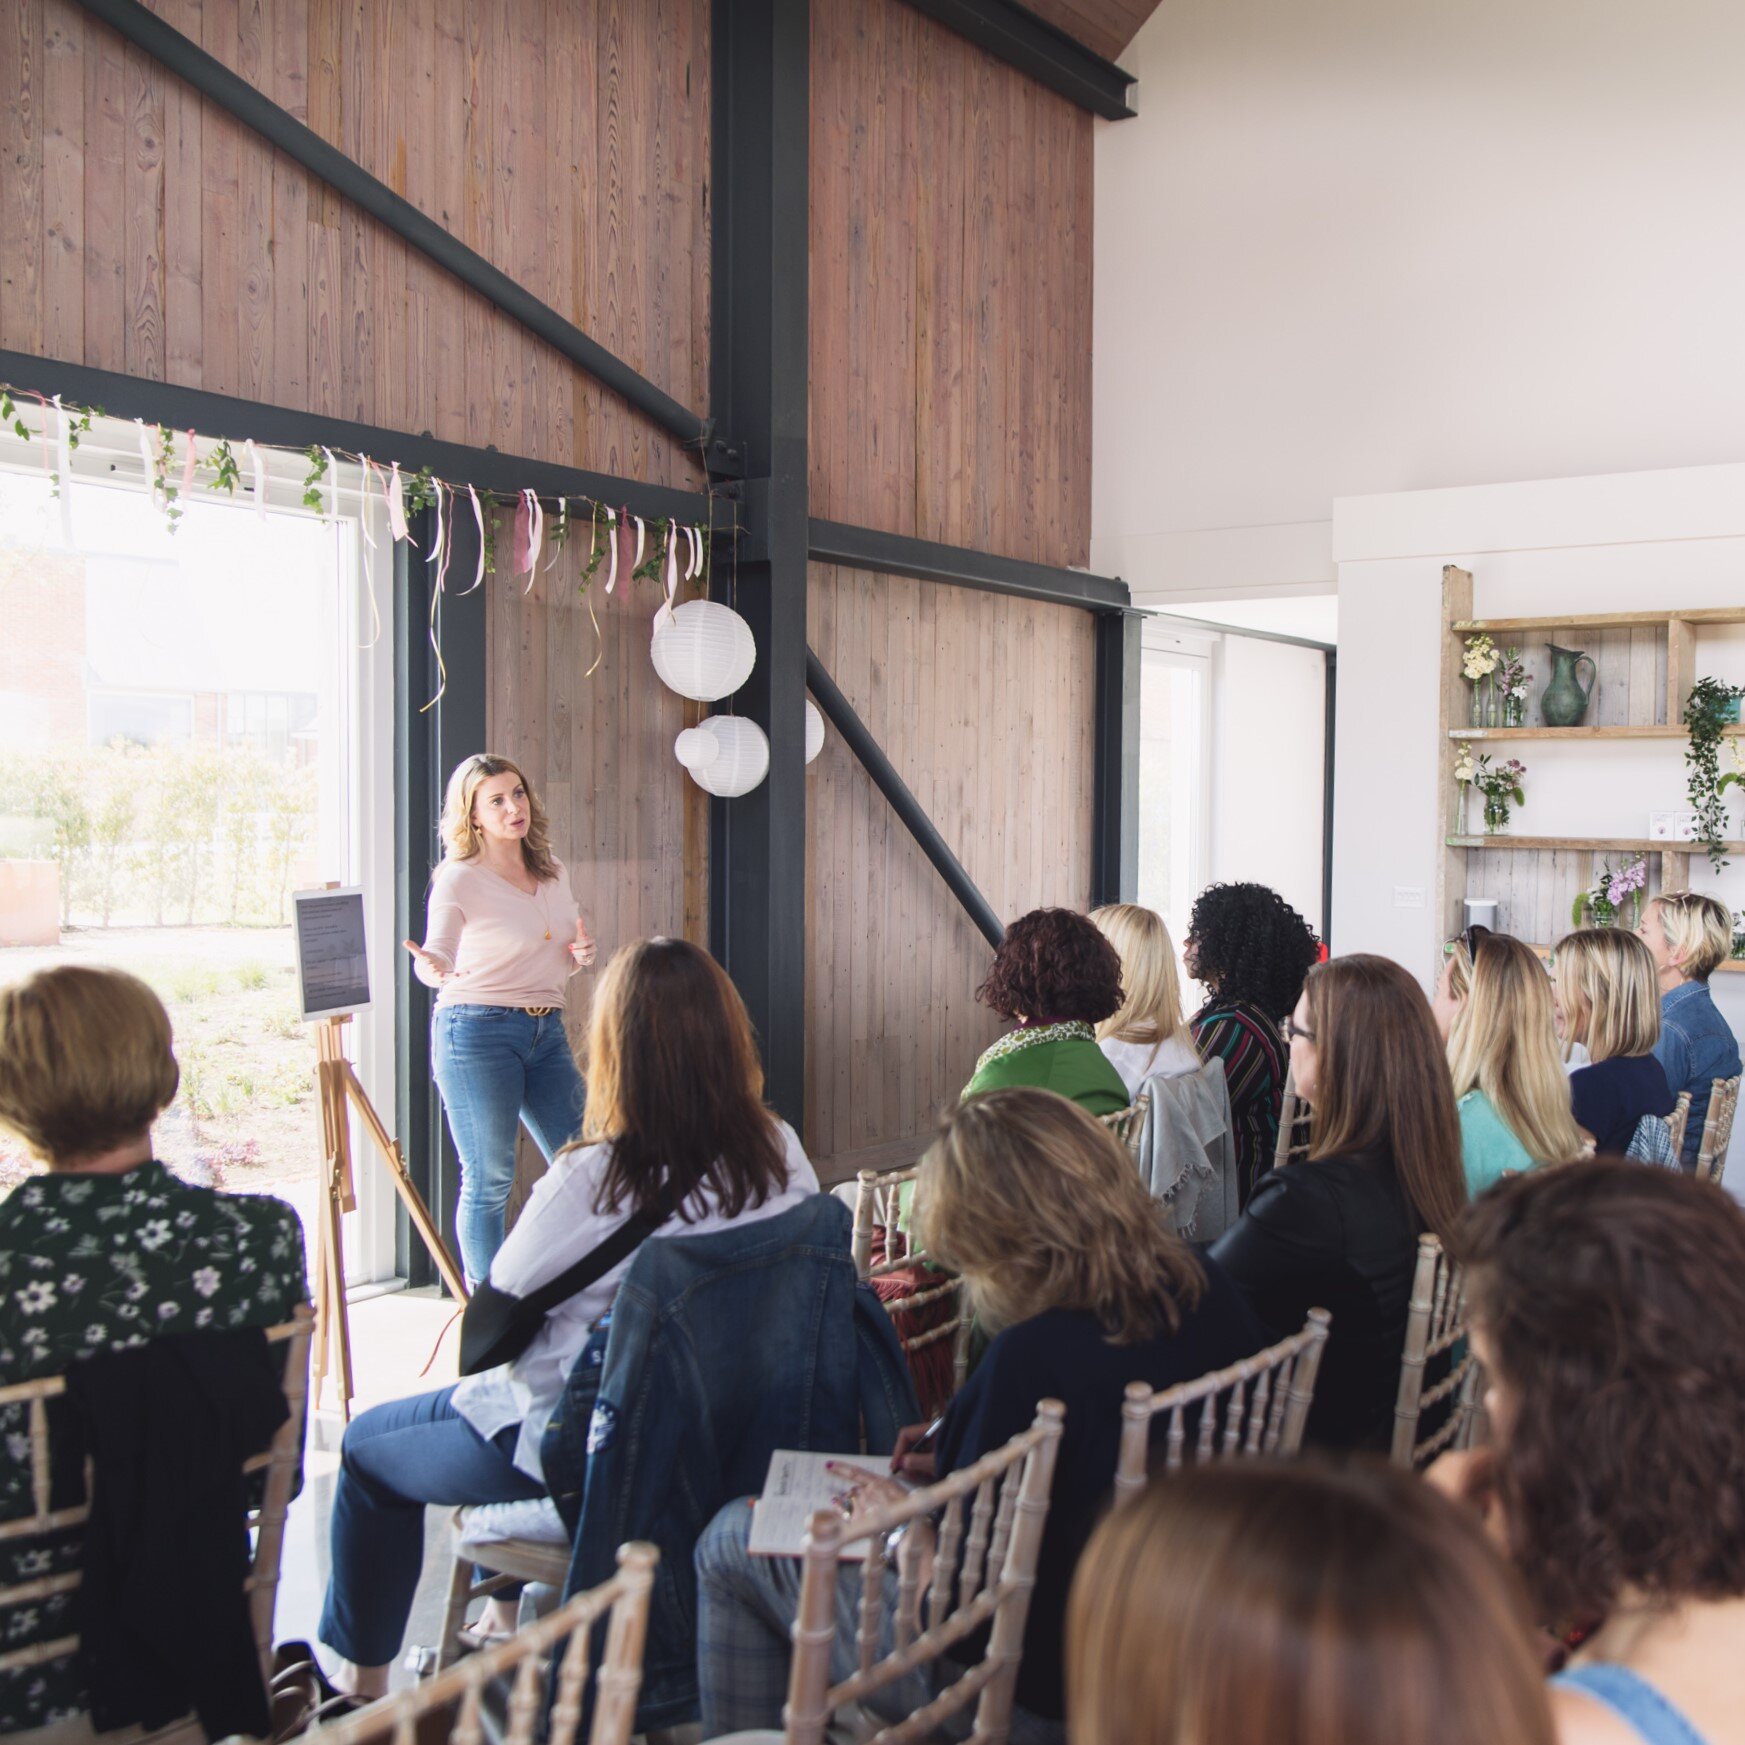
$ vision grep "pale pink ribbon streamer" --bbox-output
[653,522,679,636]
[513,492,532,584]
[429,485,448,566]
[53,397,74,547]
[632,515,646,576]
[387,462,409,542]
[526,490,544,585]
[463,484,487,593]
[181,431,198,500]
[358,458,382,649]
[245,439,268,521]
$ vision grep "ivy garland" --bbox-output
[1683,675,1745,871]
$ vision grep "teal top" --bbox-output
[1458,1089,1536,1195]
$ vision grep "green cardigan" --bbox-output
[960,1020,1132,1115]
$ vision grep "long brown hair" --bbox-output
[1066,1461,1556,1745]
[1457,1160,1745,1625]
[915,1088,1204,1344]
[581,937,789,1221]
[1301,954,1467,1244]
[439,753,560,881]
[1446,934,1584,1164]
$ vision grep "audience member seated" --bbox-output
[1552,928,1675,1155]
[1211,954,1467,1450]
[694,1087,1272,1741]
[1434,927,1585,1192]
[0,966,307,1738]
[1067,1461,1556,1745]
[1639,891,1743,1171]
[1089,903,1201,1096]
[1182,882,1322,1204]
[1433,1160,1745,1745]
[318,937,819,1703]
[958,908,1130,1116]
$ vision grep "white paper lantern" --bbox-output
[688,715,769,797]
[674,726,720,770]
[805,699,826,764]
[650,599,756,701]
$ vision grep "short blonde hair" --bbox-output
[915,1087,1203,1345]
[0,967,179,1164]
[1089,903,1190,1050]
[1552,928,1661,1063]
[439,753,559,880]
[1649,891,1734,983]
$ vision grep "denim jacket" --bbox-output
[539,1193,918,1730]
[1655,981,1743,1169]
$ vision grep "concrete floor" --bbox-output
[277,1287,467,1690]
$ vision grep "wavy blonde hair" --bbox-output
[439,753,559,880]
[1646,891,1735,983]
[914,1087,1204,1344]
[1551,927,1661,1063]
[1447,935,1584,1165]
[1090,903,1191,1051]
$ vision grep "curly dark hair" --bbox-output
[1186,882,1320,1019]
[977,908,1123,1026]
[1455,1160,1745,1626]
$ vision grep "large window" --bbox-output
[1136,630,1212,942]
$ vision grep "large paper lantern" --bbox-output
[650,599,756,701]
[674,726,720,770]
[688,715,769,797]
[805,699,826,765]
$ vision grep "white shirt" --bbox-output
[452,1119,820,1478]
[1099,1032,1202,1099]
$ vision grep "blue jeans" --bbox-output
[318,1386,547,1668]
[433,1004,586,1283]
[693,1500,1061,1744]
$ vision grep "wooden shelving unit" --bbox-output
[1434,569,1743,945]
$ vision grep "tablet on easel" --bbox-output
[293,886,372,1021]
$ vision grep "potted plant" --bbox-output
[1455,750,1527,834]
[1572,856,1647,930]
[1682,677,1745,871]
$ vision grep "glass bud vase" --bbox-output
[1503,693,1526,728]
[1483,796,1510,834]
[1469,685,1485,728]
[1592,896,1617,928]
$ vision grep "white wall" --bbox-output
[1091,0,1745,607]
[1332,465,1745,1071]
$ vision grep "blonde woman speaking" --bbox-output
[405,754,596,1285]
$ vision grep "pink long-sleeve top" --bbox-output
[415,857,582,1008]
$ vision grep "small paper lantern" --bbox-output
[674,726,720,770]
[650,599,756,701]
[805,699,826,765]
[688,715,769,797]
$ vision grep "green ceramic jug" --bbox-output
[1542,644,1596,727]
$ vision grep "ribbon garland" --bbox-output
[387,461,409,542]
[52,396,74,547]
[245,439,268,520]
[357,457,383,650]
[464,483,487,594]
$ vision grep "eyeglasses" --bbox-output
[1285,1017,1316,1044]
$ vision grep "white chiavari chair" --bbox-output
[1697,1075,1741,1185]
[1098,1085,1151,1159]
[1391,1234,1486,1469]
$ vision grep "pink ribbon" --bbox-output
[527,491,544,584]
[180,431,198,498]
[513,492,533,581]
[429,486,447,565]
[387,462,409,542]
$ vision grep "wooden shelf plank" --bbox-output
[1449,725,1745,742]
[1448,835,1745,853]
[1452,608,1745,633]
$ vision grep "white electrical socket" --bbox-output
[1393,886,1426,909]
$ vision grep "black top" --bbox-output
[1569,1054,1675,1155]
[934,1259,1271,1721]
[1209,1145,1418,1452]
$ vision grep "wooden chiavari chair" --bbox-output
[1697,1075,1741,1186]
[1272,1066,1312,1173]
[1391,1234,1486,1469]
[315,1543,658,1745]
[1098,1085,1151,1158]
[1666,1091,1693,1166]
[1112,1310,1330,1504]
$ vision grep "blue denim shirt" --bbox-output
[539,1193,918,1730]
[1655,981,1743,1169]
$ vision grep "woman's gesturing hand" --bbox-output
[403,939,456,983]
[569,918,598,969]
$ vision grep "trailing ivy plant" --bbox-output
[1682,675,1745,870]
[210,439,241,495]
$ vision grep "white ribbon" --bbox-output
[245,439,268,521]
[604,506,620,594]
[53,396,74,548]
[136,419,158,504]
[526,490,544,587]
[321,447,339,522]
[632,515,646,575]
[465,484,487,592]
[358,459,379,547]
[429,486,447,566]
[387,462,409,542]
[358,460,382,648]
[546,498,568,571]
[654,523,679,636]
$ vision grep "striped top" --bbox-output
[1191,996,1288,1206]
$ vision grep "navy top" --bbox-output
[934,1259,1271,1722]
[1210,1146,1421,1452]
[1654,982,1742,1169]
[1570,1054,1676,1155]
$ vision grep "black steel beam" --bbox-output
[0,350,711,524]
[393,507,487,1290]
[1091,611,1143,906]
[807,650,1004,949]
[710,0,811,1125]
[71,0,720,459]
[808,517,1129,614]
[900,0,1136,120]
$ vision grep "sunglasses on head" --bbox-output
[1443,922,1494,965]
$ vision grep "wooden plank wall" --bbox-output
[0,0,710,488]
[804,0,1100,1176]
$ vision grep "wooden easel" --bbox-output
[311,1013,468,1418]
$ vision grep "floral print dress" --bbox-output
[0,1161,307,1735]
